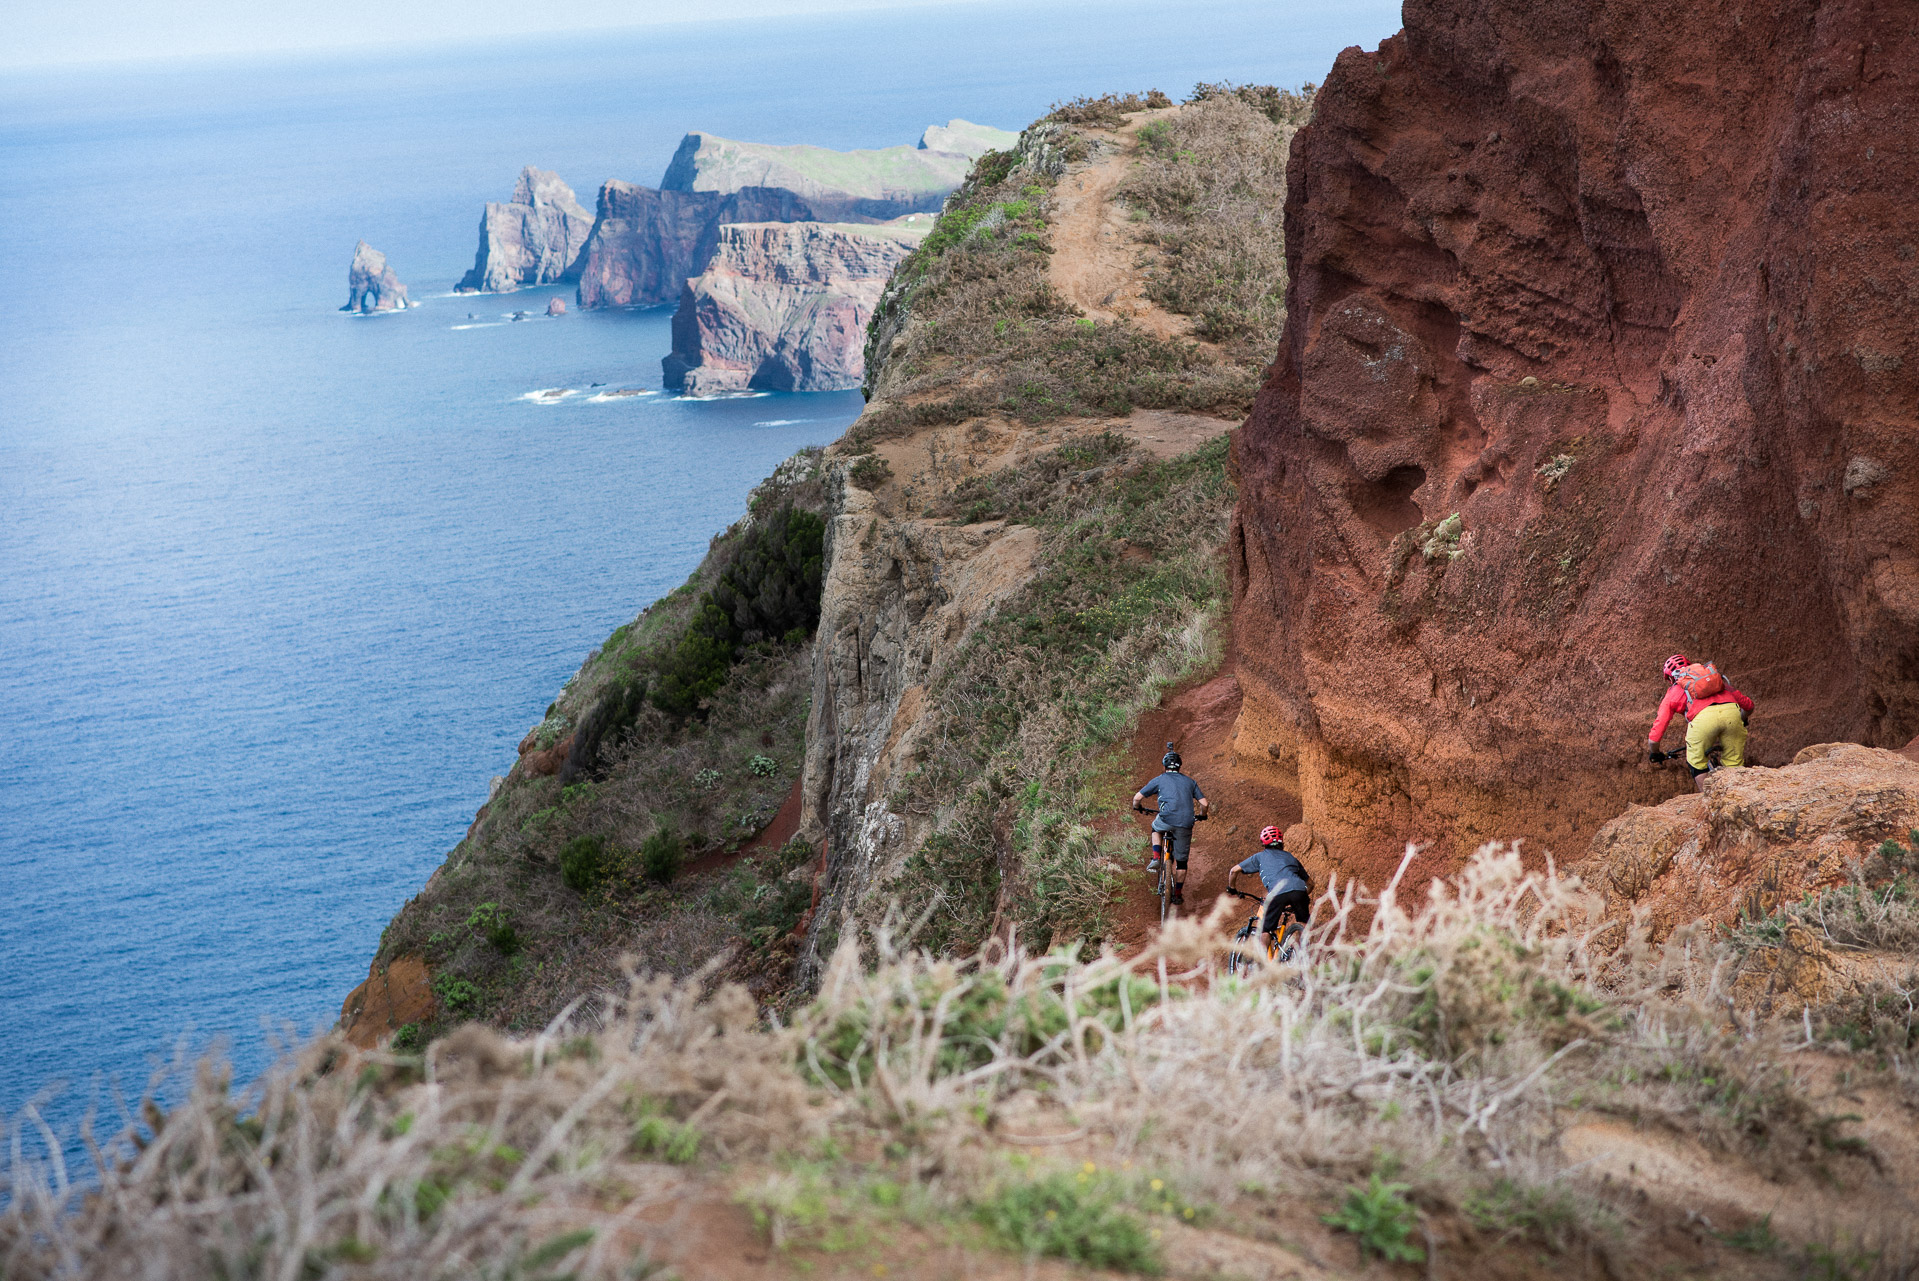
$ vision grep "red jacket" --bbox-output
[1649,683,1753,742]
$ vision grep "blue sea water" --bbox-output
[0,0,1397,1144]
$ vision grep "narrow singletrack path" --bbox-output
[1104,631,1303,957]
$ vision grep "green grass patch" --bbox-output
[976,1168,1160,1272]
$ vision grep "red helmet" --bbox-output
[1662,653,1689,681]
[1260,825,1284,846]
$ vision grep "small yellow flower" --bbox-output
[1149,1178,1164,1192]
[1163,1201,1174,1214]
[1082,1160,1097,1174]
[1183,1207,1195,1219]
[1150,1228,1163,1240]
[1045,1209,1058,1221]
[872,1267,888,1277]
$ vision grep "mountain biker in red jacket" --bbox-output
[1648,653,1754,789]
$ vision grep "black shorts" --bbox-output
[1153,825,1192,867]
[1261,890,1311,935]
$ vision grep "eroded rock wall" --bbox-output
[455,167,596,294]
[574,183,817,309]
[1231,0,1919,873]
[663,220,925,394]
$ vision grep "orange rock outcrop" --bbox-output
[1230,0,1919,876]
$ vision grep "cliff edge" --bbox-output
[1230,0,1919,877]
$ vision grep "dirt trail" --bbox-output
[1046,109,1196,341]
[1104,632,1304,958]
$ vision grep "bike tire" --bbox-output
[1277,921,1303,964]
[1158,865,1172,924]
[1228,923,1253,977]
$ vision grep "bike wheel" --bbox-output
[1158,866,1172,924]
[1277,921,1303,963]
[1228,924,1253,976]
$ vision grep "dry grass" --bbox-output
[1044,89,1173,128]
[1121,90,1301,358]
[10,846,1885,1279]
[856,118,1258,444]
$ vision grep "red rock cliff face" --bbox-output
[1231,0,1919,875]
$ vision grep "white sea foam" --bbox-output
[518,387,581,404]
[673,391,773,401]
[587,388,657,403]
[751,418,815,426]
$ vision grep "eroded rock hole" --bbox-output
[1353,464,1427,539]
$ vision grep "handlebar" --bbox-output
[1224,886,1261,901]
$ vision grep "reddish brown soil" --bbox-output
[338,956,436,1049]
[1230,0,1919,881]
[680,778,804,880]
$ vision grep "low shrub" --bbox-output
[846,454,892,490]
[976,1170,1159,1272]
[466,901,518,954]
[651,505,824,717]
[638,827,684,886]
[1045,89,1172,128]
[432,974,480,1018]
[1323,1175,1425,1263]
[559,834,611,893]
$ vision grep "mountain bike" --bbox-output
[1134,809,1207,924]
[1224,886,1302,976]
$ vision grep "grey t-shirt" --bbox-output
[1237,848,1310,897]
[1138,770,1205,827]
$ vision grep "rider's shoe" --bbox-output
[1170,885,1185,907]
[1147,856,1163,873]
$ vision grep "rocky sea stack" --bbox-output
[455,167,596,294]
[341,240,409,312]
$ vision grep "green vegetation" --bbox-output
[370,454,829,1038]
[887,431,1235,954]
[846,452,892,489]
[649,504,825,717]
[1323,1175,1425,1264]
[976,1168,1159,1272]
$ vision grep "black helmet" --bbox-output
[1162,741,1181,770]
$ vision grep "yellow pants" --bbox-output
[1686,700,1748,770]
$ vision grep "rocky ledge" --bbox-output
[455,167,595,294]
[1579,739,1919,943]
[342,240,409,312]
[662,217,928,394]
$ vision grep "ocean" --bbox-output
[0,0,1397,1141]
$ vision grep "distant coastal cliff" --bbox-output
[443,122,1014,390]
[455,167,595,294]
[662,216,929,393]
[574,120,1011,321]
